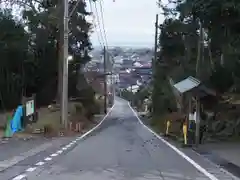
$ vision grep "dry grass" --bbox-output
[150,115,166,133]
[28,110,62,132]
[151,112,184,136]
[0,102,80,138]
[27,102,80,135]
[0,100,103,138]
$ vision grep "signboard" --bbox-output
[26,100,34,116]
[21,95,38,127]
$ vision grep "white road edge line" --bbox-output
[75,103,116,141]
[12,174,27,180]
[11,104,115,180]
[128,102,219,180]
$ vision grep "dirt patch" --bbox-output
[0,102,88,138]
[0,100,104,139]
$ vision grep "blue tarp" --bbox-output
[11,105,23,133]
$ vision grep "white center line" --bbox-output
[35,161,45,166]
[44,157,52,161]
[66,144,71,148]
[50,153,58,157]
[57,150,63,154]
[11,104,115,180]
[26,167,37,172]
[12,174,27,180]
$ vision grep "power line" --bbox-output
[69,0,109,49]
[98,0,108,48]
[92,0,114,64]
[88,0,104,48]
[69,0,82,18]
[90,0,114,63]
[89,0,105,47]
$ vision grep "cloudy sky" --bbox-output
[87,0,163,48]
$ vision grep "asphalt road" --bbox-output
[3,98,239,180]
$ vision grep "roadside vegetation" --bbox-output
[0,0,101,136]
[128,0,240,142]
[153,0,240,141]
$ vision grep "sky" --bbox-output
[86,0,163,48]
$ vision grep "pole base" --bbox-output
[181,143,192,148]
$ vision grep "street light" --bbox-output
[67,56,73,62]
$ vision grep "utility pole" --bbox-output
[103,46,107,114]
[111,55,115,105]
[110,68,114,106]
[131,84,133,104]
[153,14,159,76]
[195,20,204,147]
[151,14,159,114]
[61,0,69,128]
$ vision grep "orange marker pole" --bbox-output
[183,122,187,145]
[166,120,171,135]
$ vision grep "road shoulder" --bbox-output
[128,103,240,180]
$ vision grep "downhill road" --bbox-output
[8,98,238,180]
